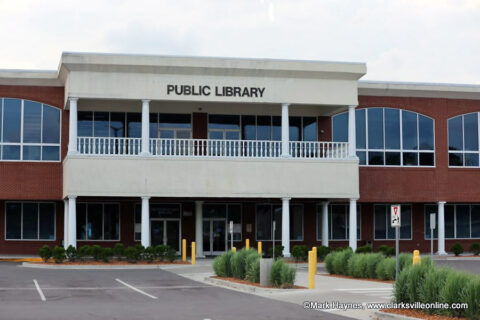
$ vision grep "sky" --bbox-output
[0,0,479,84]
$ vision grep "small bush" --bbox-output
[280,264,296,288]
[142,246,155,262]
[65,245,77,262]
[355,245,372,254]
[365,253,384,279]
[125,246,138,263]
[394,267,411,304]
[334,246,349,252]
[377,245,395,257]
[38,245,52,263]
[91,245,103,261]
[52,246,66,264]
[419,267,451,314]
[154,245,168,261]
[440,271,470,317]
[376,257,396,280]
[213,251,234,277]
[405,263,432,303]
[101,248,114,262]
[469,243,480,256]
[230,249,250,279]
[113,243,125,261]
[451,242,464,256]
[324,251,337,274]
[316,246,331,261]
[332,248,353,275]
[267,245,284,259]
[78,245,91,262]
[245,253,260,283]
[165,247,177,262]
[270,260,284,286]
[135,245,145,260]
[461,276,480,320]
[347,254,369,278]
[398,253,412,272]
[291,245,309,262]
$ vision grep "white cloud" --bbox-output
[0,0,478,83]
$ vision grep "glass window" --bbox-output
[445,205,455,238]
[42,105,60,143]
[289,117,301,141]
[332,112,348,142]
[134,204,141,241]
[368,108,384,149]
[303,117,317,141]
[471,205,480,238]
[256,204,301,241]
[3,145,20,160]
[78,112,93,137]
[456,205,470,238]
[77,203,87,240]
[425,205,438,239]
[402,111,418,150]
[23,146,41,161]
[257,116,271,140]
[316,204,361,241]
[448,113,480,167]
[241,115,256,140]
[208,115,240,129]
[5,202,55,240]
[227,204,242,241]
[23,101,42,143]
[110,112,125,138]
[290,205,303,241]
[42,146,60,161]
[374,204,411,240]
[3,98,21,143]
[463,113,478,151]
[448,116,463,151]
[419,115,434,150]
[159,113,191,128]
[127,113,142,138]
[103,204,120,240]
[385,108,400,149]
[151,204,181,219]
[356,109,366,149]
[272,116,281,141]
[77,203,120,241]
[256,205,271,241]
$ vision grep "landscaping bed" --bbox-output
[211,276,306,289]
[381,308,466,320]
[321,273,393,284]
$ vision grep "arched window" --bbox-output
[0,98,61,161]
[448,113,480,167]
[332,108,434,166]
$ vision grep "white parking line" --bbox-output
[33,280,46,302]
[115,279,158,299]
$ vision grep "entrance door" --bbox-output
[150,219,180,251]
[202,219,226,255]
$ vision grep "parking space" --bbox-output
[434,258,480,274]
[0,262,350,320]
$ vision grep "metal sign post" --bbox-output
[229,220,233,251]
[430,213,436,260]
[391,205,401,279]
[272,220,276,260]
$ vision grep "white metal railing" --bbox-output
[77,137,142,155]
[76,137,349,159]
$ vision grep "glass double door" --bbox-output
[203,219,226,255]
[150,219,180,251]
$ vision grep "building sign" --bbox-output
[391,204,401,227]
[167,84,265,98]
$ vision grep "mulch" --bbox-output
[33,260,190,265]
[321,273,394,284]
[212,276,306,289]
[381,308,466,320]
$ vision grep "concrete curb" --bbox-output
[21,262,192,270]
[374,311,421,320]
[204,276,309,294]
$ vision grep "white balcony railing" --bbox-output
[76,137,349,160]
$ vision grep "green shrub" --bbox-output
[291,245,309,262]
[469,243,480,256]
[419,267,451,314]
[451,242,464,256]
[65,245,77,262]
[267,245,284,259]
[377,245,395,257]
[154,245,168,261]
[316,246,331,261]
[324,251,337,274]
[398,253,412,272]
[165,246,177,262]
[270,260,284,286]
[334,246,349,252]
[332,248,353,275]
[347,254,368,278]
[78,245,91,262]
[142,246,155,262]
[405,263,432,303]
[52,246,66,264]
[394,267,411,304]
[280,263,296,288]
[376,257,396,280]
[365,253,384,279]
[125,246,138,263]
[91,245,103,261]
[135,244,145,260]
[355,245,372,254]
[38,245,52,263]
[113,243,125,261]
[213,251,234,277]
[101,248,114,262]
[230,249,250,279]
[462,276,480,320]
[440,271,470,317]
[245,253,260,283]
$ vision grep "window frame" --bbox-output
[0,98,62,162]
[448,112,480,168]
[424,204,480,239]
[316,203,362,241]
[76,202,121,241]
[133,203,185,242]
[332,108,435,167]
[373,204,413,241]
[255,203,304,242]
[4,201,56,241]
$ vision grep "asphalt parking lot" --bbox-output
[434,258,480,274]
[0,262,350,320]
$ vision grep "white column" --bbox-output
[282,197,291,257]
[437,201,447,255]
[322,201,329,247]
[67,196,77,248]
[195,201,204,257]
[141,99,151,156]
[68,97,78,155]
[348,105,357,158]
[349,198,357,251]
[141,196,150,247]
[281,103,290,157]
[63,199,69,247]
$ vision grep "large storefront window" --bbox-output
[332,108,434,166]
[77,203,120,240]
[5,202,55,240]
[374,204,412,240]
[425,204,480,239]
[448,113,480,166]
[0,98,61,161]
[316,204,361,240]
[256,204,303,241]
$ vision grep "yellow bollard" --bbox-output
[182,239,186,262]
[308,250,315,289]
[191,242,196,265]
[258,241,262,255]
[232,247,236,253]
[413,250,421,265]
[312,246,317,264]
[246,239,250,250]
